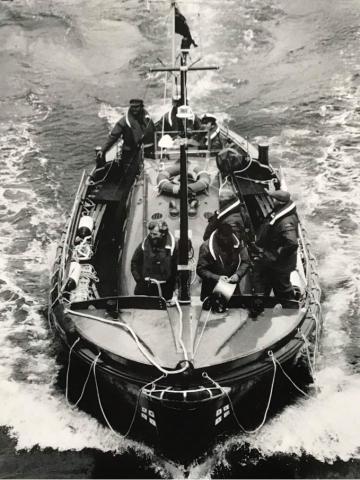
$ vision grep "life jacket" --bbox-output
[257,201,299,270]
[141,232,176,281]
[158,107,201,134]
[208,230,242,276]
[203,125,223,150]
[203,199,245,241]
[122,108,154,151]
[269,201,298,226]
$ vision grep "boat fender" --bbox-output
[65,261,81,291]
[78,215,94,238]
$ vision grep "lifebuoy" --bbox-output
[157,165,211,196]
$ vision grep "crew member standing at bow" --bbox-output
[97,98,155,179]
[197,223,250,301]
[131,221,177,300]
[251,189,299,316]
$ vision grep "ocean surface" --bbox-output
[1,0,360,477]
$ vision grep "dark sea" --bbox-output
[1,0,360,477]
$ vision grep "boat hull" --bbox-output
[52,310,315,460]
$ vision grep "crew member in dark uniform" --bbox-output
[199,114,223,151]
[203,188,246,241]
[131,221,177,300]
[156,96,202,136]
[251,189,299,315]
[97,98,155,179]
[197,223,250,301]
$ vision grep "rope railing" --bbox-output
[59,171,87,286]
[203,351,277,434]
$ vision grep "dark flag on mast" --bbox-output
[175,6,198,48]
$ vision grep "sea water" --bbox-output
[1,0,360,477]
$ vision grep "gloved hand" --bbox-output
[219,275,229,283]
[228,274,240,284]
[96,149,105,168]
[262,250,277,263]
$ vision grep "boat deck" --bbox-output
[71,300,304,369]
[119,154,222,297]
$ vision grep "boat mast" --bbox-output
[150,2,218,303]
[171,0,176,98]
[178,45,190,302]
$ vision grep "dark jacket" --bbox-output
[199,125,223,151]
[102,108,155,156]
[256,201,299,272]
[131,232,177,284]
[203,199,245,241]
[156,106,202,134]
[197,231,250,300]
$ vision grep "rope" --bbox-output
[233,155,253,174]
[234,175,274,185]
[65,337,80,406]
[218,175,230,195]
[93,355,167,439]
[73,237,94,262]
[203,351,277,434]
[88,159,116,186]
[301,332,316,380]
[193,307,212,357]
[174,299,189,361]
[65,308,189,375]
[273,356,311,398]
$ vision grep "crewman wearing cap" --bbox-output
[199,114,223,151]
[97,98,155,176]
[130,220,177,300]
[251,188,299,315]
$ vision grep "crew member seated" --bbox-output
[156,96,202,137]
[131,221,177,300]
[250,189,299,317]
[196,223,250,301]
[199,114,223,151]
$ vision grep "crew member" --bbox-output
[156,96,202,136]
[131,221,177,300]
[251,189,299,315]
[203,188,246,241]
[199,114,223,151]
[197,223,250,301]
[97,98,155,176]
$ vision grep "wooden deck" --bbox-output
[71,301,304,369]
